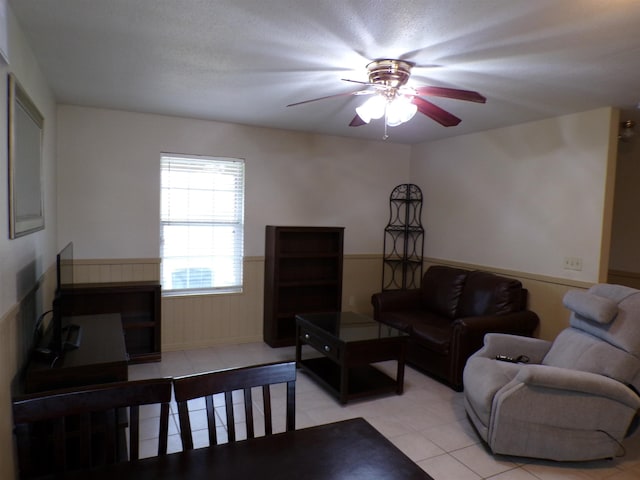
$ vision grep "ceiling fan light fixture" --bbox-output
[357,60,419,128]
[386,95,418,127]
[355,95,386,123]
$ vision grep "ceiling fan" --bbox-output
[287,59,486,137]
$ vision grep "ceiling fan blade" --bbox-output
[341,79,389,92]
[286,88,370,107]
[414,86,486,103]
[411,64,443,69]
[341,78,388,89]
[411,97,461,127]
[341,78,371,85]
[349,114,367,127]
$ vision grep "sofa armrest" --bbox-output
[452,310,540,361]
[371,289,422,315]
[472,333,552,363]
[448,311,540,389]
[516,364,640,409]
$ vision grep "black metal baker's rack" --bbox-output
[382,184,424,290]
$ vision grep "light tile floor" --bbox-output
[129,342,640,480]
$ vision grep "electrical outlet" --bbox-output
[564,256,583,271]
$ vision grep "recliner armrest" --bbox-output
[516,364,640,409]
[371,289,422,314]
[472,333,552,363]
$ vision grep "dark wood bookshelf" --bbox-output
[61,281,161,363]
[263,226,344,347]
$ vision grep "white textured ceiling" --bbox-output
[9,0,640,144]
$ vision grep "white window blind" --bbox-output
[161,154,245,294]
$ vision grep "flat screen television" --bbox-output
[48,242,81,355]
[56,241,74,289]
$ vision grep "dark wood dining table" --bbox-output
[53,417,434,479]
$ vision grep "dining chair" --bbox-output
[12,378,172,478]
[173,361,296,450]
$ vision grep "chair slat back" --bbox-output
[173,361,296,450]
[12,378,172,478]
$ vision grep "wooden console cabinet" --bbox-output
[23,314,128,394]
[61,281,161,363]
[264,226,344,347]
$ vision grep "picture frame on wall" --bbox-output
[0,0,8,64]
[8,73,45,238]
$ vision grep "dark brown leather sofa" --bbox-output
[371,265,539,391]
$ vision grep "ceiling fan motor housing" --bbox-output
[366,59,414,88]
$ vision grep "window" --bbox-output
[161,154,245,294]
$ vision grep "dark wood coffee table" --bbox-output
[295,312,407,404]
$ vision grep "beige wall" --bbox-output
[410,108,618,283]
[56,106,412,258]
[55,106,415,357]
[0,4,58,479]
[54,105,622,356]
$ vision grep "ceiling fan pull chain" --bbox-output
[383,108,389,140]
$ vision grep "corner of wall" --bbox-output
[598,108,621,282]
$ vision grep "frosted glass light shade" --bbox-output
[355,95,387,123]
[386,96,417,127]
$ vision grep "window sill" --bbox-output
[162,287,243,297]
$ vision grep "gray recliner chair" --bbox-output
[463,283,640,461]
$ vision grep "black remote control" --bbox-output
[495,355,517,363]
[495,354,529,363]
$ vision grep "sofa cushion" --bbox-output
[377,310,443,333]
[376,311,414,332]
[410,314,454,354]
[457,271,524,317]
[420,266,468,319]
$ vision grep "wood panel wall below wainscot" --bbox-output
[161,255,383,351]
[68,256,593,350]
[72,258,160,284]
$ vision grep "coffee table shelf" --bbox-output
[300,357,399,402]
